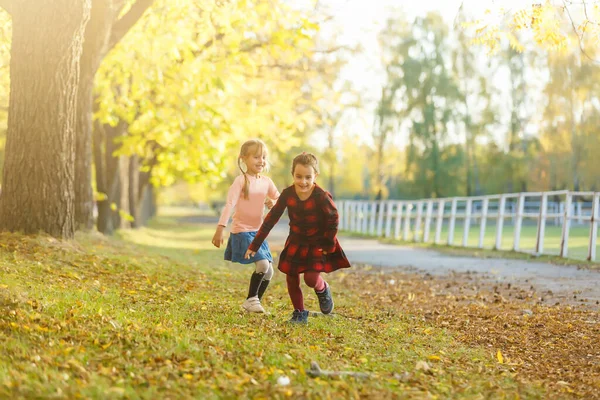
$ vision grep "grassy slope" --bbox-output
[2,212,596,399]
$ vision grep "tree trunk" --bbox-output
[74,0,156,230]
[94,120,126,234]
[129,155,140,228]
[0,0,91,238]
[92,115,113,235]
[118,155,130,229]
[137,163,157,226]
[138,184,156,226]
[75,1,119,230]
[74,70,96,230]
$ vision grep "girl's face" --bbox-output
[292,163,317,195]
[243,148,267,176]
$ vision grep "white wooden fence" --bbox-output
[337,190,600,261]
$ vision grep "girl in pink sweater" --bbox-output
[212,139,280,313]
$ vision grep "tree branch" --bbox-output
[107,0,155,52]
[0,0,13,15]
[307,362,372,379]
[562,0,600,64]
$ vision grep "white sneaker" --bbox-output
[242,296,265,313]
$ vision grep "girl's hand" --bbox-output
[264,198,275,209]
[244,249,256,259]
[212,226,225,248]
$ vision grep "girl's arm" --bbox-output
[264,178,280,209]
[267,178,281,201]
[320,191,339,253]
[245,190,288,256]
[217,176,243,227]
[212,177,243,248]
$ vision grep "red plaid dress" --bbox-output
[248,184,351,275]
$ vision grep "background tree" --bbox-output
[74,0,155,230]
[93,0,331,233]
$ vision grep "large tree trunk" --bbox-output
[0,0,91,238]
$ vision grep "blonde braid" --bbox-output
[238,157,250,200]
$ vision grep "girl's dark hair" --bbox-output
[292,152,319,175]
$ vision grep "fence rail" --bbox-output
[338,191,600,262]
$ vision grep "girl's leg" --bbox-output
[286,274,304,311]
[246,259,270,299]
[257,262,274,300]
[304,271,333,314]
[303,271,325,292]
[242,259,270,313]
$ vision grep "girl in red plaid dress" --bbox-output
[245,152,351,324]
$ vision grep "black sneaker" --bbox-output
[316,284,334,314]
[288,309,309,324]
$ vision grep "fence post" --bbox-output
[394,202,403,240]
[376,200,385,237]
[434,199,445,244]
[414,201,424,242]
[368,202,377,235]
[559,202,565,225]
[535,193,548,254]
[513,193,525,251]
[478,198,489,248]
[462,198,472,247]
[338,201,345,230]
[403,203,412,241]
[560,192,572,257]
[355,202,361,233]
[384,201,394,238]
[495,195,506,250]
[588,192,599,261]
[423,200,434,243]
[448,198,458,245]
[353,202,359,233]
[344,201,351,231]
[361,201,369,234]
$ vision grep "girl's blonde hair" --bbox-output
[238,139,269,200]
[292,152,319,175]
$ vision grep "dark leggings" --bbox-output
[286,272,326,311]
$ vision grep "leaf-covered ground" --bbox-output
[0,213,598,399]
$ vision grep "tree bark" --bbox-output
[92,114,112,234]
[74,0,155,230]
[75,1,116,230]
[0,0,91,238]
[93,119,126,234]
[0,1,13,15]
[118,155,129,229]
[128,155,140,228]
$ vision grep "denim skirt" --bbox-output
[224,231,273,264]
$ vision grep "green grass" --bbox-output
[346,218,599,263]
[0,214,550,399]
